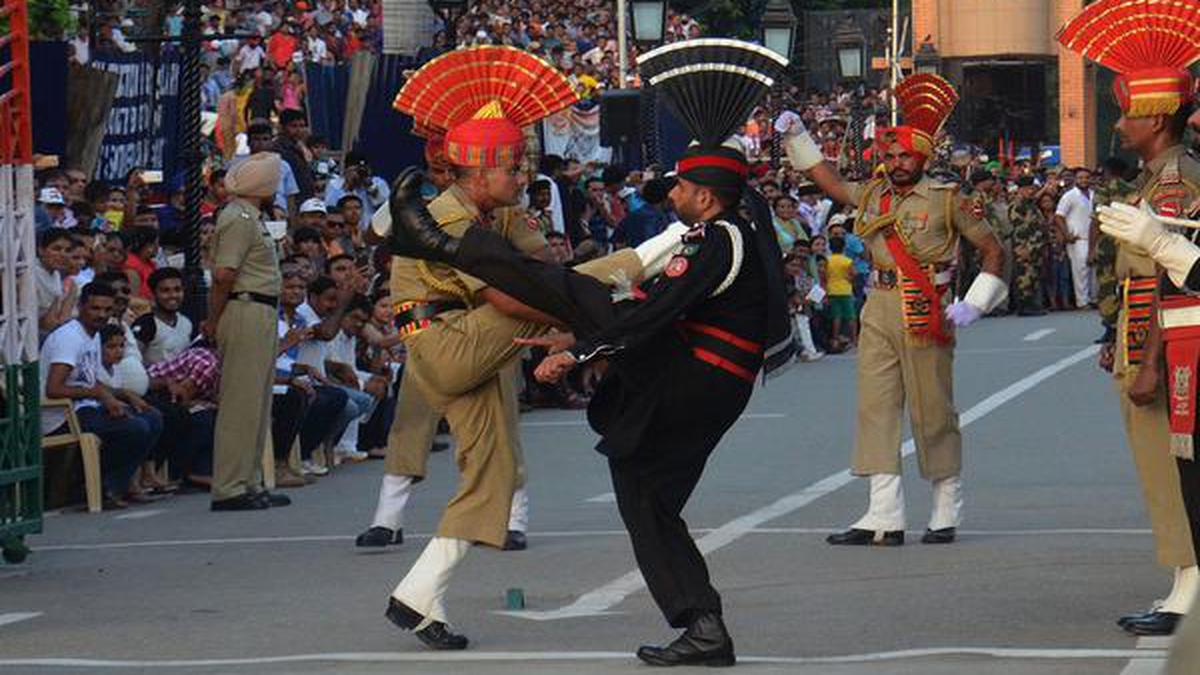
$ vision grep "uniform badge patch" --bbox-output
[681,243,702,257]
[665,255,690,278]
[1154,187,1188,217]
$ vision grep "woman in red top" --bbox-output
[123,226,159,300]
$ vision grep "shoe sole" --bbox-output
[636,652,736,667]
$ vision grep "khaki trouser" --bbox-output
[1169,598,1200,674]
[853,288,961,480]
[213,300,279,501]
[1115,307,1196,568]
[384,361,527,490]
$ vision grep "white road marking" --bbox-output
[1022,328,1057,342]
[113,509,166,521]
[522,413,785,428]
[0,646,1161,668]
[584,492,616,504]
[501,345,1101,621]
[750,527,1151,536]
[0,612,42,628]
[1120,636,1170,675]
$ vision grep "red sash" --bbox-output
[1161,295,1200,459]
[879,193,951,346]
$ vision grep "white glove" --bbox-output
[945,271,1007,327]
[634,221,689,279]
[945,301,982,328]
[776,111,823,171]
[1099,202,1200,288]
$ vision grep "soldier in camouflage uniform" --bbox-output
[1089,158,1136,342]
[1008,175,1047,315]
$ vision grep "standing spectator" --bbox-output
[235,36,267,75]
[619,177,672,247]
[825,237,858,351]
[41,283,163,509]
[324,152,389,230]
[279,70,307,113]
[122,227,159,300]
[267,22,300,69]
[245,119,299,218]
[1040,191,1074,311]
[275,109,316,200]
[1055,167,1096,307]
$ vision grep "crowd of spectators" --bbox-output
[31,1,1119,510]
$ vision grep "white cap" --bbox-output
[299,197,327,214]
[38,187,66,205]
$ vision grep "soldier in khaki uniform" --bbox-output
[356,138,531,552]
[378,46,681,650]
[781,75,1007,546]
[1061,0,1200,638]
[205,152,290,511]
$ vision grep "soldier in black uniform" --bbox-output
[386,39,793,668]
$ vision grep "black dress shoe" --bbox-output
[826,528,904,546]
[388,168,460,263]
[1125,611,1182,636]
[921,527,956,544]
[256,491,292,508]
[1117,608,1156,629]
[385,597,468,650]
[356,526,403,549]
[503,530,527,551]
[636,612,735,667]
[211,493,269,511]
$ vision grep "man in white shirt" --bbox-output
[235,36,266,74]
[41,282,163,507]
[293,276,354,473]
[326,297,388,462]
[324,152,390,230]
[132,268,195,366]
[1055,167,1096,308]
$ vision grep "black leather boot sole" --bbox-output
[826,528,904,546]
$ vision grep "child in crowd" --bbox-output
[825,237,858,351]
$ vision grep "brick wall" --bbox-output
[1056,0,1094,167]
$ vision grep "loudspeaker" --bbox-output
[600,90,642,147]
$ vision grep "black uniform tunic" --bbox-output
[452,210,770,626]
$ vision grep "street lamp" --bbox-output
[914,41,941,75]
[760,0,797,60]
[629,0,668,47]
[834,20,865,81]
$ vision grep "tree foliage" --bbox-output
[28,0,75,40]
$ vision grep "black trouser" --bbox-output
[1178,457,1200,562]
[272,388,309,461]
[455,227,615,338]
[146,392,192,468]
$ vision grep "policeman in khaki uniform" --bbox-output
[356,137,531,552]
[377,46,683,650]
[781,74,1007,546]
[1060,0,1200,638]
[206,152,290,511]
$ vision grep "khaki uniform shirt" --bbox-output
[212,197,281,296]
[1117,145,1200,281]
[389,184,549,305]
[847,174,995,268]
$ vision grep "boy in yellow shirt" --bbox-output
[826,237,858,350]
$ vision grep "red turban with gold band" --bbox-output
[393,46,578,168]
[1058,0,1200,118]
[875,74,959,159]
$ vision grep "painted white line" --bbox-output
[501,345,1101,621]
[1120,637,1170,675]
[113,509,166,521]
[828,345,1083,359]
[750,527,1151,536]
[0,646,1160,669]
[584,492,616,504]
[0,612,42,628]
[522,413,785,428]
[1023,328,1057,342]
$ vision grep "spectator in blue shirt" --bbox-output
[618,177,673,248]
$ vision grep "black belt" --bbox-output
[232,291,278,308]
[394,300,467,336]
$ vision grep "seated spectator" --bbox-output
[326,252,370,295]
[324,152,389,230]
[41,282,164,509]
[773,195,810,250]
[291,227,324,272]
[619,177,672,248]
[545,231,574,265]
[278,273,349,476]
[783,253,824,362]
[67,233,95,289]
[326,296,388,462]
[356,290,405,458]
[123,226,160,300]
[38,187,72,230]
[525,180,555,236]
[132,268,195,366]
[145,341,222,489]
[321,209,355,258]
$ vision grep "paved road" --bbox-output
[0,311,1179,674]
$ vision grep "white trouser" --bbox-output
[1066,240,1093,307]
[507,486,529,533]
[392,536,471,628]
[371,475,413,531]
[1163,566,1200,614]
[851,474,963,531]
[795,315,818,355]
